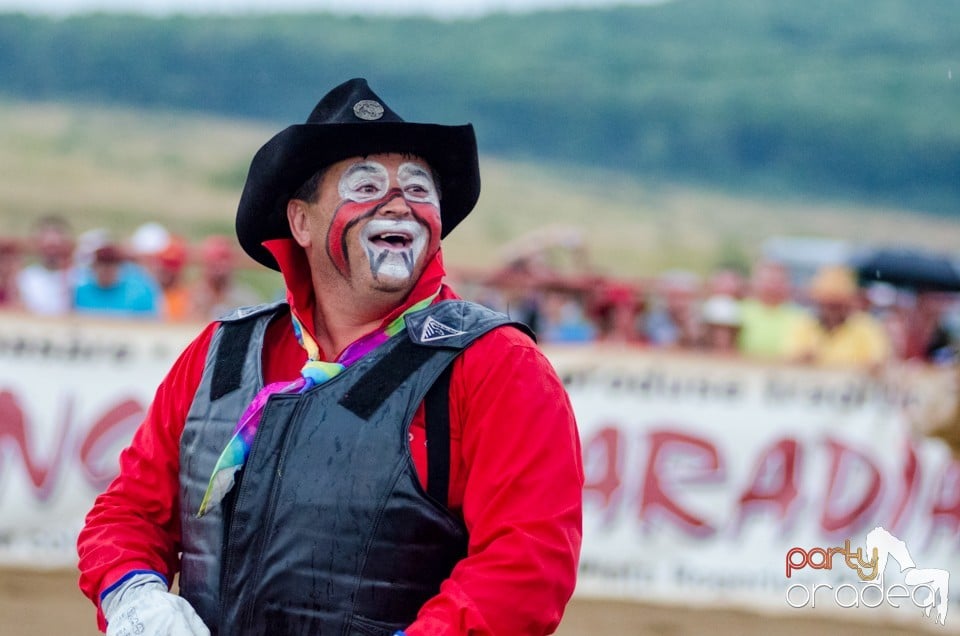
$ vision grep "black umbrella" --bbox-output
[852,247,960,292]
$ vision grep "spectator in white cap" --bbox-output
[701,294,743,354]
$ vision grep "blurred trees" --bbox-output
[0,0,957,213]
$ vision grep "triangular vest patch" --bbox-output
[420,316,466,342]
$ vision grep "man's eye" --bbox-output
[357,184,379,194]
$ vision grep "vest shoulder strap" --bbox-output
[210,301,288,401]
[404,299,535,347]
[343,300,530,507]
[424,362,453,504]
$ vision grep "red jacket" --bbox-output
[77,242,583,635]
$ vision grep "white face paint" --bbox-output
[397,161,440,207]
[332,158,440,286]
[338,161,390,203]
[361,218,428,282]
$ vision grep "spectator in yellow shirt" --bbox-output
[737,260,809,359]
[787,265,892,368]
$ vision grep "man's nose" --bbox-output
[378,190,413,218]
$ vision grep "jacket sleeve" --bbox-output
[77,322,218,631]
[405,326,584,636]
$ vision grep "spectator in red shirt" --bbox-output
[77,78,583,636]
[587,281,645,344]
[0,237,24,310]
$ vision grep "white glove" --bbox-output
[102,572,211,636]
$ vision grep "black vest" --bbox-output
[178,300,522,635]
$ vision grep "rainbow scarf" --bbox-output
[197,292,438,517]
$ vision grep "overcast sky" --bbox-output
[0,0,664,18]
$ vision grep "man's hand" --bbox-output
[102,572,210,636]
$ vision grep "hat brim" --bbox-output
[236,122,479,271]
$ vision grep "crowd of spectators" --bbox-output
[465,248,959,369]
[1,215,957,369]
[0,215,261,323]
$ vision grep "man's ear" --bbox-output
[287,199,312,248]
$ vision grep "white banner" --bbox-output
[551,345,960,630]
[0,313,958,629]
[0,312,199,566]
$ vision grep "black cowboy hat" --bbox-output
[236,78,480,271]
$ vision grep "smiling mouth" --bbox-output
[368,231,413,251]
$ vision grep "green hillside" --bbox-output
[0,0,957,213]
[2,100,957,284]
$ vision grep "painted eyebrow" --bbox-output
[399,164,432,180]
[343,163,386,179]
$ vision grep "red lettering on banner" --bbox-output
[888,441,919,534]
[578,417,951,546]
[78,398,144,489]
[582,425,622,522]
[0,388,145,499]
[638,429,722,537]
[736,438,800,526]
[928,460,960,540]
[0,390,71,501]
[820,438,883,536]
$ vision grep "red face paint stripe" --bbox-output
[409,202,442,256]
[327,201,374,276]
[326,189,442,278]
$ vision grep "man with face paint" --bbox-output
[78,79,583,636]
[295,155,443,308]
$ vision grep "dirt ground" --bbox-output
[0,568,927,636]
